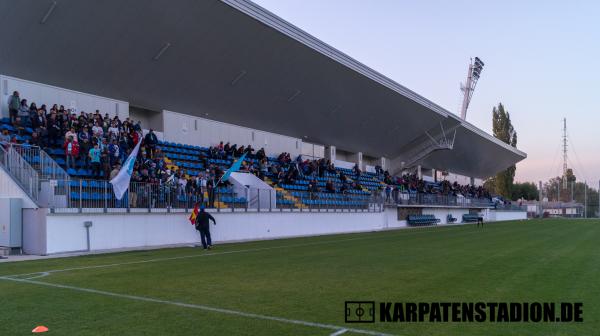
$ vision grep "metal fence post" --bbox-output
[127,185,131,213]
[104,181,108,213]
[217,190,221,213]
[79,179,82,213]
[257,189,261,213]
[167,188,171,213]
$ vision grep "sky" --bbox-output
[252,0,600,185]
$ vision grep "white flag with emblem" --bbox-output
[110,138,142,200]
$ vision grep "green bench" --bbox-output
[462,214,483,223]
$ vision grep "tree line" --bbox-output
[483,103,598,216]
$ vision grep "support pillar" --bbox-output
[358,152,363,170]
[325,145,336,162]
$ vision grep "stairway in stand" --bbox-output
[264,177,307,209]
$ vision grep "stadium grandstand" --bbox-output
[0,0,527,256]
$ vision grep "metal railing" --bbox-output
[0,144,40,201]
[48,178,385,214]
[383,192,494,208]
[493,203,528,211]
[8,143,70,181]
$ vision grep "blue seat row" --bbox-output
[302,199,366,206]
[407,214,440,226]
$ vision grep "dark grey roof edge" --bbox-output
[221,0,449,117]
[221,0,526,160]
[461,121,527,158]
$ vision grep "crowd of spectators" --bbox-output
[3,92,240,207]
[382,171,491,203]
[4,91,490,205]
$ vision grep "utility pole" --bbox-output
[584,182,587,218]
[538,180,543,217]
[562,118,568,189]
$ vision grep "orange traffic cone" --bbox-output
[32,326,49,333]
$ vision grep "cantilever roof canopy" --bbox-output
[0,0,525,178]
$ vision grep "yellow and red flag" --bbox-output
[189,203,199,225]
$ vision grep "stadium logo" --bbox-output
[345,301,375,323]
[345,301,583,323]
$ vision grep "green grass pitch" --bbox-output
[1,219,599,335]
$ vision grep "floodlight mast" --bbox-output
[460,57,484,120]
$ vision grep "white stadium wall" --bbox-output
[36,210,398,254]
[485,210,527,222]
[0,75,129,119]
[162,110,302,158]
[301,142,325,159]
[20,207,527,255]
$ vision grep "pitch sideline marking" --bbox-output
[0,276,392,336]
[3,225,482,279]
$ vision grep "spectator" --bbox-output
[108,120,120,140]
[63,136,79,170]
[47,114,61,147]
[18,99,29,119]
[144,129,158,158]
[353,163,361,177]
[245,145,254,156]
[65,127,78,143]
[206,172,216,208]
[108,139,120,167]
[30,131,42,147]
[101,147,111,179]
[31,109,46,135]
[256,147,266,160]
[89,143,102,177]
[0,130,10,147]
[79,137,90,169]
[236,145,245,158]
[224,142,231,155]
[325,179,336,193]
[13,117,25,136]
[92,121,103,138]
[8,91,20,123]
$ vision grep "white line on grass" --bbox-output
[23,272,50,280]
[4,226,480,279]
[3,226,482,279]
[0,276,393,336]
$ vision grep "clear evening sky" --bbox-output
[253,0,600,185]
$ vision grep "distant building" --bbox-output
[522,200,583,218]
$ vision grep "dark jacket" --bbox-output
[144,132,158,146]
[195,211,216,229]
